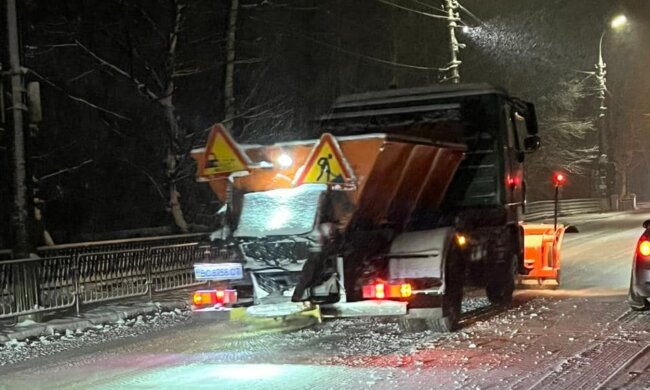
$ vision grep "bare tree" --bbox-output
[68,2,191,232]
[529,79,596,175]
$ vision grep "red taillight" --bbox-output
[362,282,412,299]
[192,289,237,307]
[507,176,520,188]
[639,240,650,257]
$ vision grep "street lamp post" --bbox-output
[593,14,627,198]
[596,31,607,159]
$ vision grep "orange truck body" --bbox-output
[192,132,465,233]
[518,224,565,288]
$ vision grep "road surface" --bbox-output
[2,210,650,389]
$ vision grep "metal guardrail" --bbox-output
[524,198,607,221]
[0,249,14,261]
[36,233,207,257]
[150,243,209,292]
[0,237,214,320]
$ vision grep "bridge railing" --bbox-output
[524,198,608,221]
[0,235,216,320]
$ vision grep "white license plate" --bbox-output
[194,263,244,281]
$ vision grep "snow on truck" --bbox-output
[190,83,543,331]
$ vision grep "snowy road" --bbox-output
[2,210,650,389]
[558,209,648,291]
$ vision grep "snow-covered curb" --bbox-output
[0,305,192,367]
[0,299,188,345]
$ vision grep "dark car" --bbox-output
[629,219,650,310]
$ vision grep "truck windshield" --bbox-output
[234,184,327,238]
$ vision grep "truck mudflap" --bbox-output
[517,224,566,289]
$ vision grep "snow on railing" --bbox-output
[524,198,608,221]
[0,238,215,320]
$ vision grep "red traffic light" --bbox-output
[552,172,567,187]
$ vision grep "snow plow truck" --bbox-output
[190,83,542,331]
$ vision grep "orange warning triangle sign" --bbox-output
[201,124,251,178]
[294,133,354,186]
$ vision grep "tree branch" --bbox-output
[38,159,94,182]
[74,39,160,101]
[118,159,166,200]
[29,68,132,121]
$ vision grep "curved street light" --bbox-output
[594,14,627,197]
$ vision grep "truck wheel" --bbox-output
[486,252,517,305]
[400,247,464,333]
[628,276,649,311]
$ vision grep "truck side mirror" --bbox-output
[524,102,538,135]
[524,135,541,152]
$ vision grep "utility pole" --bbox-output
[6,0,31,257]
[442,0,462,84]
[7,0,39,320]
[223,0,239,130]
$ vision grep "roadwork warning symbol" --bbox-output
[202,124,251,178]
[294,133,354,186]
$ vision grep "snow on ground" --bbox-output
[206,295,539,367]
[0,309,190,367]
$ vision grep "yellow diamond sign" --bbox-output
[294,133,354,186]
[201,124,250,178]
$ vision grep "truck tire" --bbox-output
[486,251,517,305]
[400,246,464,333]
[628,276,649,311]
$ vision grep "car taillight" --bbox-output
[192,289,237,307]
[362,282,412,300]
[639,240,650,257]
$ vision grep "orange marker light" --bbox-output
[400,283,412,298]
[193,292,204,305]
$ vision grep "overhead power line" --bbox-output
[375,0,452,20]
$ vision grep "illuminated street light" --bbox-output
[462,25,470,34]
[594,14,627,198]
[610,14,628,30]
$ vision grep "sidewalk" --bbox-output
[0,289,191,344]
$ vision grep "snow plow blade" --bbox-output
[517,224,566,289]
[320,300,408,318]
[229,302,321,322]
